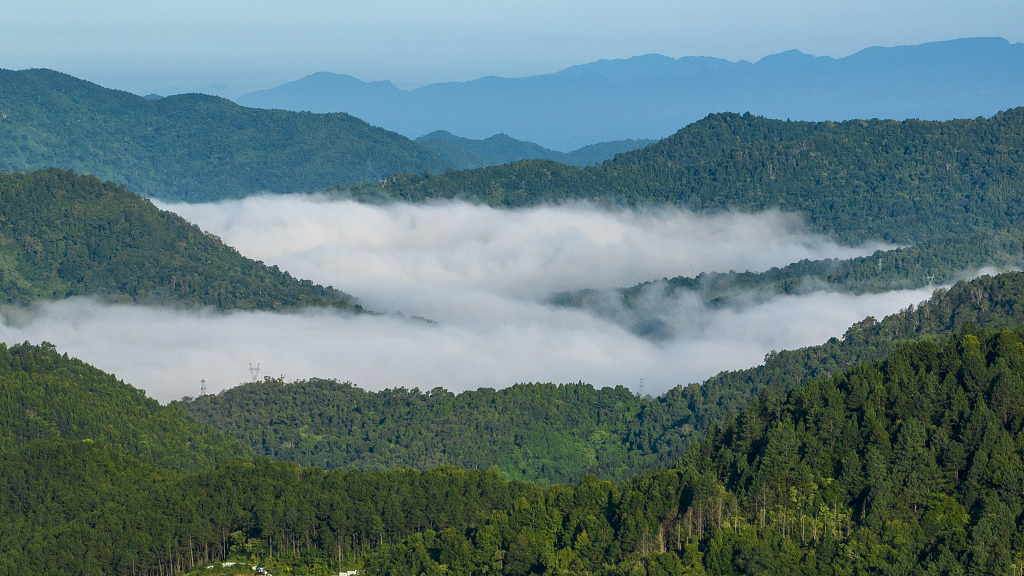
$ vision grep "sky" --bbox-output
[2,0,1021,96]
[0,197,941,403]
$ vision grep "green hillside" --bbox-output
[183,272,1024,486]
[0,68,451,201]
[182,380,645,485]
[344,110,1024,245]
[7,322,1023,575]
[0,168,361,310]
[0,340,249,472]
[366,325,1024,575]
[0,437,537,576]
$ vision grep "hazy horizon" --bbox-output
[3,0,1020,97]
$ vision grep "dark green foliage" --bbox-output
[0,168,360,310]
[5,294,1024,574]
[360,326,1024,575]
[0,341,249,472]
[0,68,451,201]
[186,273,1024,490]
[563,229,1024,310]
[674,272,1024,448]
[0,439,540,576]
[342,110,1024,245]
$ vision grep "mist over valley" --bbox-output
[6,16,1024,571]
[1,197,937,402]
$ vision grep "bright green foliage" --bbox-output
[343,110,1024,245]
[0,168,360,310]
[181,381,644,485]
[0,68,451,201]
[0,341,249,471]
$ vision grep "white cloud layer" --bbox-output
[1,197,935,402]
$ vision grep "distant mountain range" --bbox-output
[415,130,655,168]
[0,68,450,201]
[0,68,654,200]
[237,37,1024,150]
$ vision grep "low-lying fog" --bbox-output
[1,197,937,402]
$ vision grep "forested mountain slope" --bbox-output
[0,438,537,576]
[0,341,249,472]
[366,325,1024,575]
[343,110,1024,245]
[183,273,1024,486]
[7,324,1023,575]
[0,168,360,310]
[183,380,645,485]
[0,68,451,201]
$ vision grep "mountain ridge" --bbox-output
[5,272,1024,574]
[340,110,1024,246]
[237,37,1024,150]
[0,67,452,202]
[0,168,362,311]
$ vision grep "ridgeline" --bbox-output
[0,168,361,311]
[184,273,1024,488]
[343,110,1024,245]
[0,68,451,201]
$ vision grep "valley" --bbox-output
[3,38,1024,575]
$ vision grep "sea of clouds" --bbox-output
[0,197,937,402]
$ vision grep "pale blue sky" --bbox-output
[2,0,1021,96]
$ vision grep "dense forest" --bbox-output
[0,68,451,201]
[364,325,1024,575]
[0,168,361,311]
[4,321,1024,575]
[342,110,1024,245]
[182,273,1024,488]
[0,341,249,472]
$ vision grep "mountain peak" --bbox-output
[755,48,835,67]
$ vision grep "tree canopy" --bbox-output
[0,168,361,311]
[342,110,1024,245]
[0,68,451,201]
[184,273,1024,489]
[6,321,1024,575]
